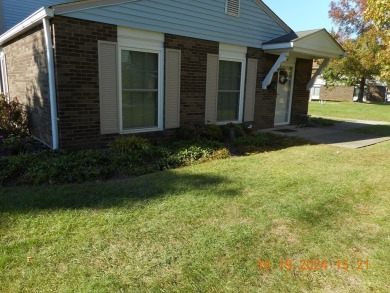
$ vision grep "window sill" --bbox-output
[216,120,242,126]
[120,127,162,135]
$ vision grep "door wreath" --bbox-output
[278,68,289,85]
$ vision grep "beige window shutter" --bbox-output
[243,58,258,122]
[165,48,181,129]
[205,54,219,124]
[98,41,119,134]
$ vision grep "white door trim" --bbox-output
[274,63,295,126]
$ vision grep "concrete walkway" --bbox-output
[260,119,390,149]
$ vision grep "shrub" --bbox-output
[1,134,24,155]
[234,133,268,147]
[25,150,114,185]
[308,117,335,127]
[222,123,247,141]
[199,148,231,162]
[110,136,151,155]
[169,139,228,165]
[0,150,114,185]
[202,124,224,141]
[0,94,29,138]
[178,125,202,140]
[178,124,224,142]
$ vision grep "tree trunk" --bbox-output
[356,76,366,103]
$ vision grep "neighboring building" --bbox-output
[0,0,345,149]
[309,62,388,102]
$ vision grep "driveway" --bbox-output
[261,119,390,149]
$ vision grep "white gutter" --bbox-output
[42,17,59,149]
[262,52,289,89]
[262,42,293,51]
[0,8,54,46]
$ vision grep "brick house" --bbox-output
[0,0,345,149]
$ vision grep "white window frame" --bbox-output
[217,43,247,124]
[310,86,321,101]
[0,50,9,98]
[117,27,164,134]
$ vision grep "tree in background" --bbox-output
[324,0,386,102]
[365,0,390,82]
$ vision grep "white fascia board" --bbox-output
[53,0,134,14]
[262,42,293,51]
[292,45,345,59]
[253,0,292,33]
[0,7,54,46]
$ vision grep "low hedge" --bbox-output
[0,131,309,186]
[0,137,231,186]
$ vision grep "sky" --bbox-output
[262,0,336,32]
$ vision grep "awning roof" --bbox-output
[262,29,345,59]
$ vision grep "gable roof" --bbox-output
[50,0,291,48]
[263,29,345,59]
[51,0,293,34]
[0,0,292,49]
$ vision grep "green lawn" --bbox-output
[1,141,389,292]
[309,101,390,122]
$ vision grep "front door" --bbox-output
[274,66,294,126]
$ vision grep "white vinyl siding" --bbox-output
[98,41,119,134]
[165,48,181,129]
[118,27,164,133]
[243,58,258,122]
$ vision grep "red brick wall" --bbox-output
[247,48,278,129]
[2,25,52,146]
[290,58,313,124]
[319,86,353,101]
[319,85,386,102]
[164,34,219,125]
[52,16,117,149]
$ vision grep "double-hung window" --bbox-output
[217,44,247,123]
[121,49,159,130]
[217,60,242,121]
[118,27,164,133]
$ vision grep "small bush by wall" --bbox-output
[0,94,29,138]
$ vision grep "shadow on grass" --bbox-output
[349,124,390,137]
[292,194,352,227]
[0,171,239,213]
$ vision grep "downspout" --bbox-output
[42,17,59,149]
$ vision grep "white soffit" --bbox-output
[263,29,345,59]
